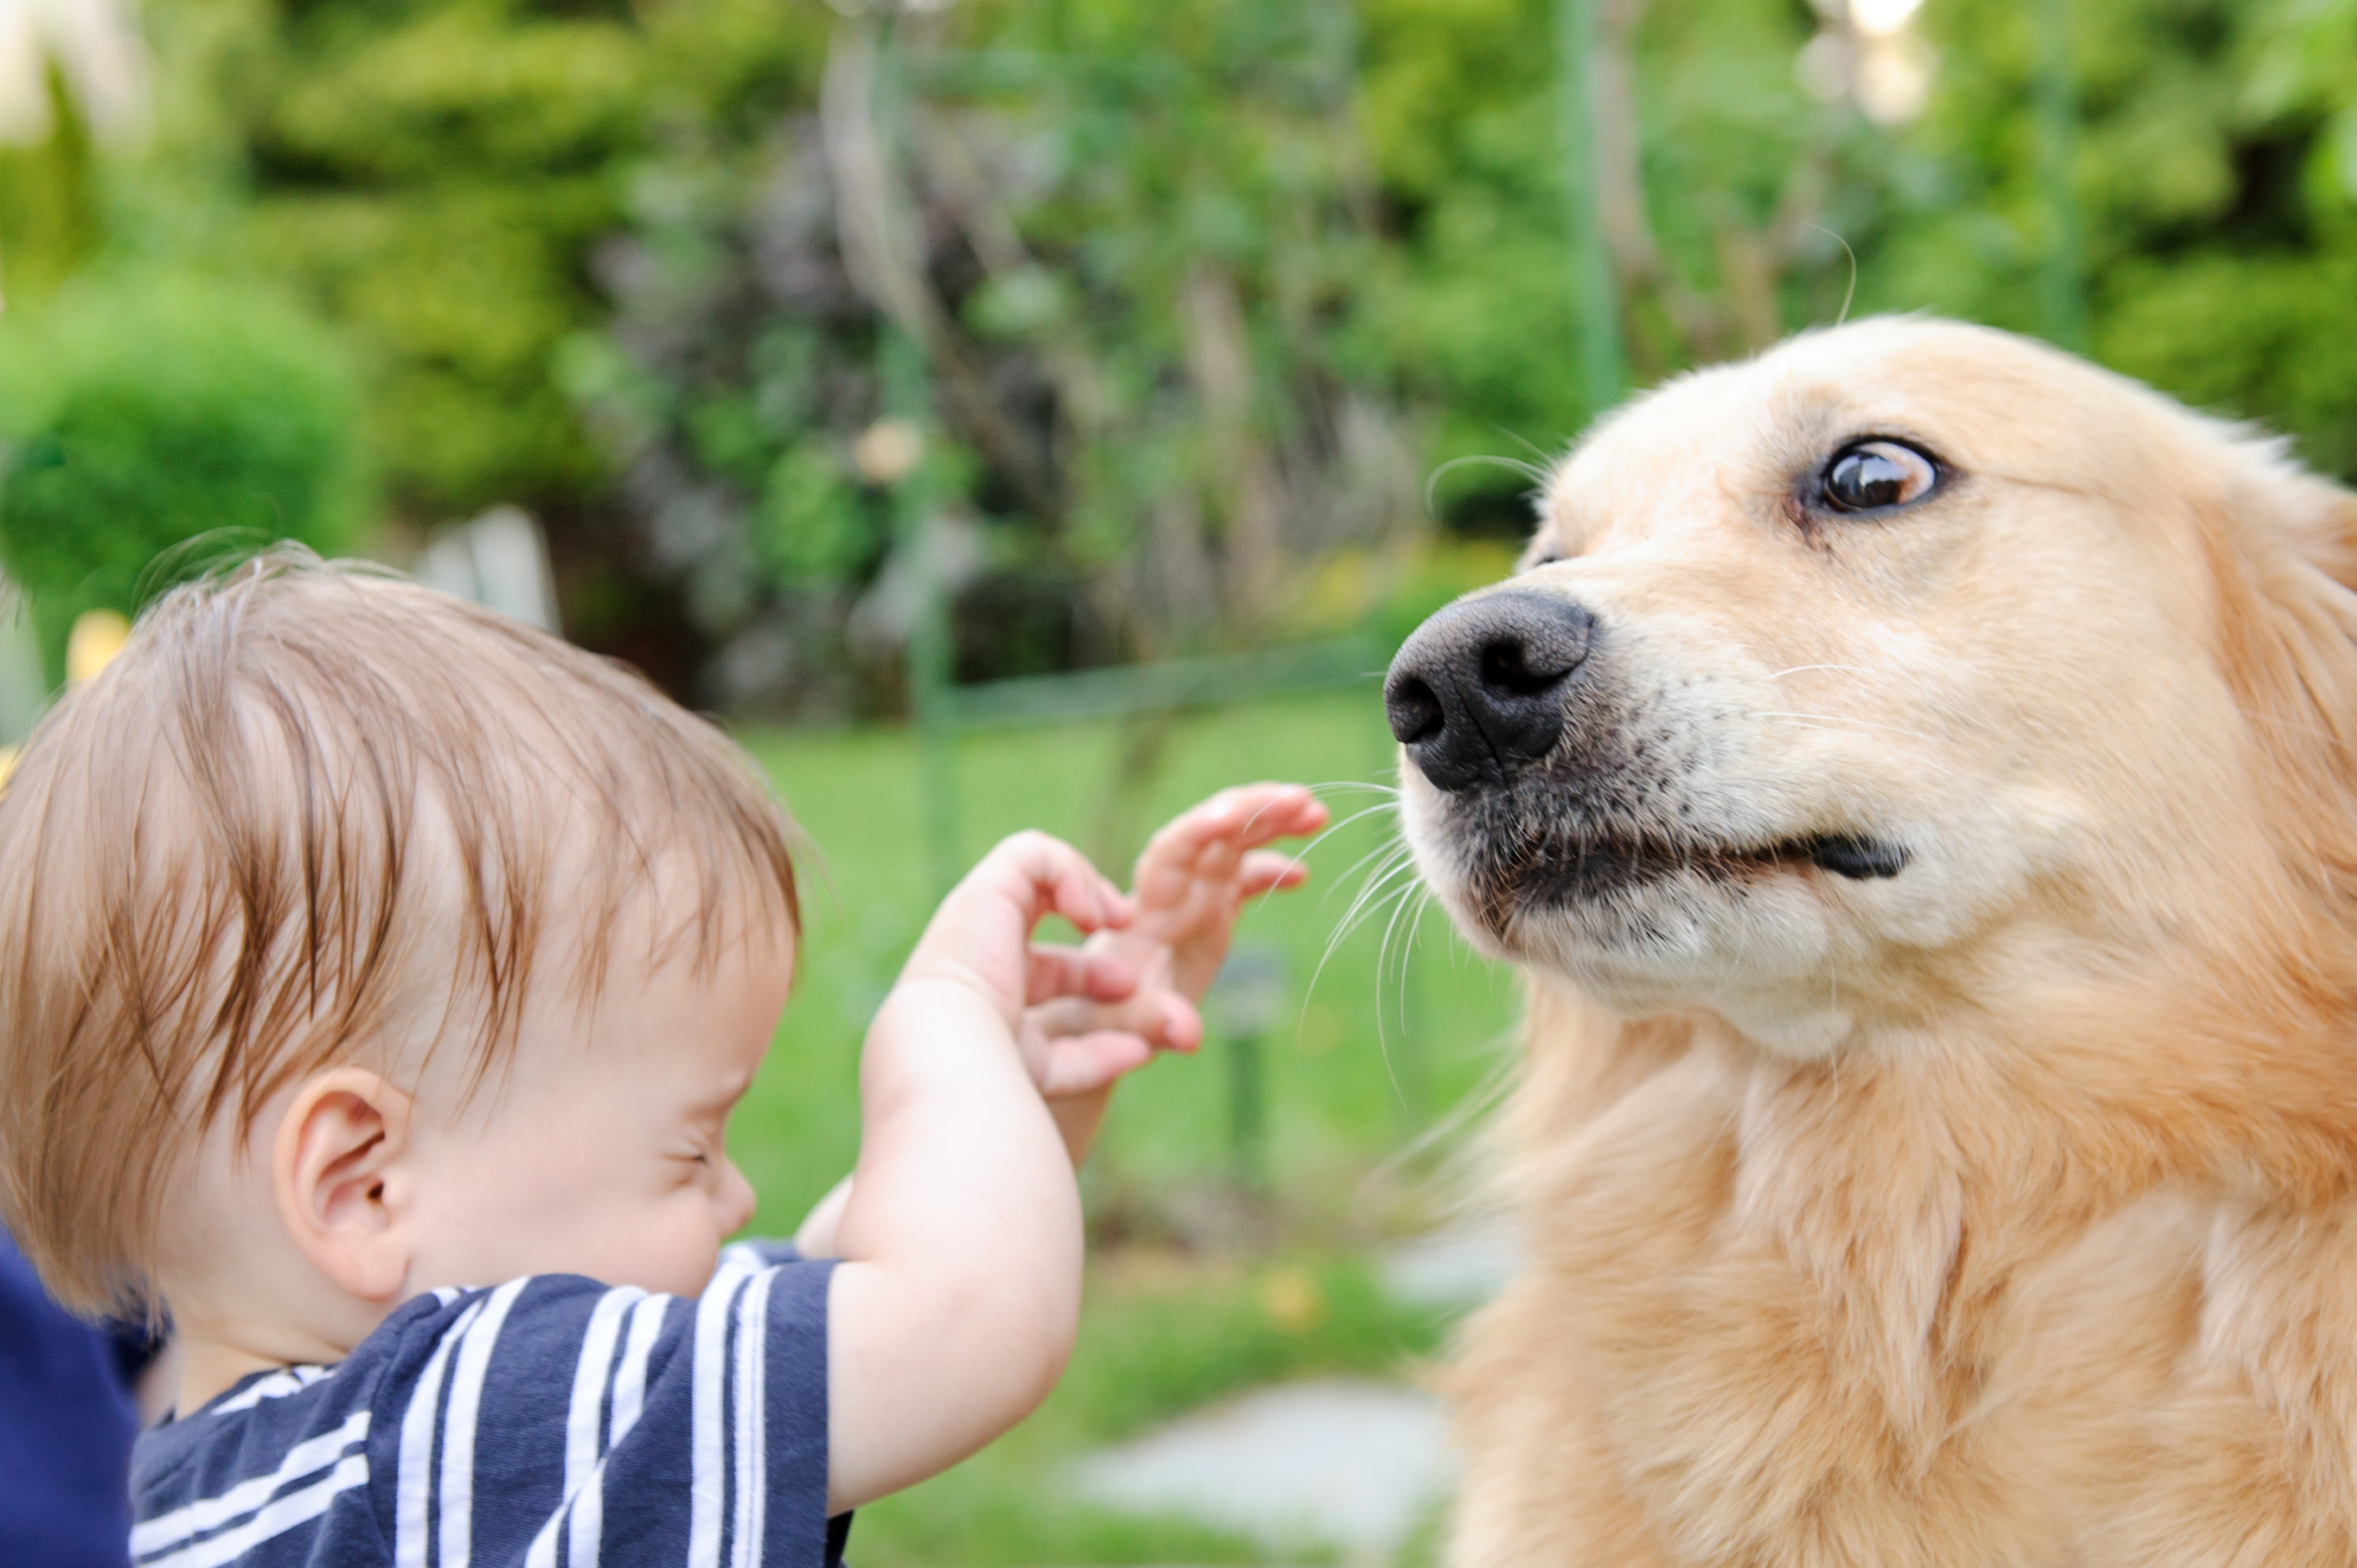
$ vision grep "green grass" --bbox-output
[726,691,1521,1565]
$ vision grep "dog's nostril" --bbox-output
[1386,676,1446,746]
[1479,637,1572,697]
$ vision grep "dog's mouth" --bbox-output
[1486,827,1909,908]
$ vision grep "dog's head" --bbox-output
[1391,317,2357,1057]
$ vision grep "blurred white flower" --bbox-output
[0,0,148,146]
[854,419,926,486]
[1793,0,1935,125]
[1856,30,1936,123]
[1848,0,1926,39]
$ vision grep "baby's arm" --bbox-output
[820,832,1132,1512]
[790,944,1174,1258]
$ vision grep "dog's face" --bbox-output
[1391,317,2341,1057]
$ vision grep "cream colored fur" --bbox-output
[1401,318,2357,1566]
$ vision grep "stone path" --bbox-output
[1070,1378,1450,1561]
[1066,1224,1517,1564]
[1374,1220,1516,1310]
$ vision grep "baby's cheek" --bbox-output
[652,1194,730,1297]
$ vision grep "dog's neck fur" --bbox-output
[1487,976,2355,1554]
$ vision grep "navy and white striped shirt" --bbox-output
[129,1243,843,1568]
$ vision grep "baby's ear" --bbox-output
[272,1068,414,1304]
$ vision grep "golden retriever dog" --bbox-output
[1384,317,2357,1565]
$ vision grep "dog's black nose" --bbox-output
[1384,590,1597,792]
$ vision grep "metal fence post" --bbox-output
[876,324,962,898]
[1210,946,1288,1193]
[2035,0,2085,351]
[865,17,962,896]
[1556,0,1624,421]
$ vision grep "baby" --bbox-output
[0,554,1325,1568]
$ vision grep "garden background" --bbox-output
[2,0,2354,1560]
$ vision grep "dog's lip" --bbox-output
[1617,832,1906,878]
[1499,829,1909,898]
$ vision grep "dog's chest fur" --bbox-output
[1444,989,2357,1567]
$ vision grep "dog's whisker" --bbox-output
[1320,833,1405,890]
[1382,881,1441,1079]
[1312,856,1425,1003]
[1313,848,1419,973]
[1752,710,1943,743]
[1333,857,1424,949]
[1318,838,1417,920]
[1425,453,1550,517]
[1763,663,1879,682]
[1365,880,1426,1103]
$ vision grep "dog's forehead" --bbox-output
[1545,318,2123,522]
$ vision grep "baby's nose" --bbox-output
[717,1156,757,1233]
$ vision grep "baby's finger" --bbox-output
[1026,945,1137,1007]
[1157,991,1205,1054]
[1234,785,1328,846]
[1236,850,1310,899]
[1149,784,1327,862]
[1038,1031,1156,1097]
[1029,988,1202,1056]
[990,830,1136,933]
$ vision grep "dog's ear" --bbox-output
[2194,449,2357,729]
[2269,468,2357,596]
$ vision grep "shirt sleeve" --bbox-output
[365,1250,836,1568]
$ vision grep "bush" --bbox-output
[0,276,365,684]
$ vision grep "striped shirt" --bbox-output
[129,1243,843,1568]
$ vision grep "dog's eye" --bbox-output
[1821,441,1937,513]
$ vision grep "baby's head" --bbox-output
[0,554,799,1358]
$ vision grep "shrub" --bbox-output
[0,276,365,684]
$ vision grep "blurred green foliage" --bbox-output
[0,275,362,682]
[0,68,101,304]
[96,0,833,518]
[3,0,2353,701]
[1891,0,2357,472]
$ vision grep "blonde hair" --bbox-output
[0,553,798,1316]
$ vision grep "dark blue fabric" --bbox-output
[0,1227,139,1568]
[131,1243,842,1568]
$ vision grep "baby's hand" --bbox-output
[1120,783,1329,1002]
[1022,784,1328,1103]
[1011,946,1190,1097]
